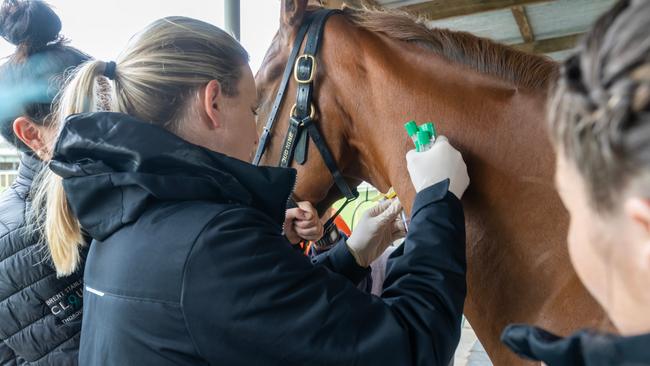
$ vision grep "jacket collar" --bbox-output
[12,152,42,198]
[502,324,650,365]
[49,112,296,240]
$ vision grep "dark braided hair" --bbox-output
[549,0,650,211]
[0,0,89,152]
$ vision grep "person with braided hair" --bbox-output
[501,0,650,364]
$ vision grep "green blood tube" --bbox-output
[416,130,432,152]
[421,122,437,141]
[404,120,419,147]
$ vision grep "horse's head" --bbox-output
[255,0,476,214]
[255,0,366,213]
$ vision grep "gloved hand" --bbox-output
[406,135,470,199]
[284,201,324,244]
[347,199,406,267]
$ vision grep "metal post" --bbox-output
[225,0,240,41]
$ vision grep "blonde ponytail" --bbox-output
[32,60,108,277]
[42,169,83,276]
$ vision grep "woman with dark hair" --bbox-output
[0,1,91,364]
[501,0,650,364]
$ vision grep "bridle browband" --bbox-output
[253,9,359,243]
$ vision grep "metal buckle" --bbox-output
[293,54,317,84]
[314,224,340,251]
[290,103,316,121]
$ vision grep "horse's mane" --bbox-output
[342,7,560,90]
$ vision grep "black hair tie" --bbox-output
[103,61,117,80]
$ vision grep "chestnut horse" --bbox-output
[255,1,609,364]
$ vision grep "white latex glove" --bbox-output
[347,199,406,267]
[284,201,324,244]
[406,135,469,199]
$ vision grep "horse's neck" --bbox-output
[337,35,556,212]
[335,35,609,364]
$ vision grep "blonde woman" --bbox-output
[501,0,650,364]
[41,14,469,366]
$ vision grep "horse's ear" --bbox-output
[281,0,308,29]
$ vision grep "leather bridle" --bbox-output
[253,9,359,245]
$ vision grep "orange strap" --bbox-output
[334,215,351,237]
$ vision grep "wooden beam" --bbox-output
[342,0,379,9]
[402,0,551,21]
[511,6,534,43]
[512,33,582,54]
[322,0,345,9]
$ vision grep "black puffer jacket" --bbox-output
[50,112,467,366]
[0,153,84,366]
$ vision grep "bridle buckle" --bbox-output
[290,103,316,121]
[294,54,317,84]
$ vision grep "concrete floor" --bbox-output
[454,319,493,366]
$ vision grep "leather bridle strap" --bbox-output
[289,9,357,202]
[254,9,359,245]
[252,14,313,167]
[290,9,359,236]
